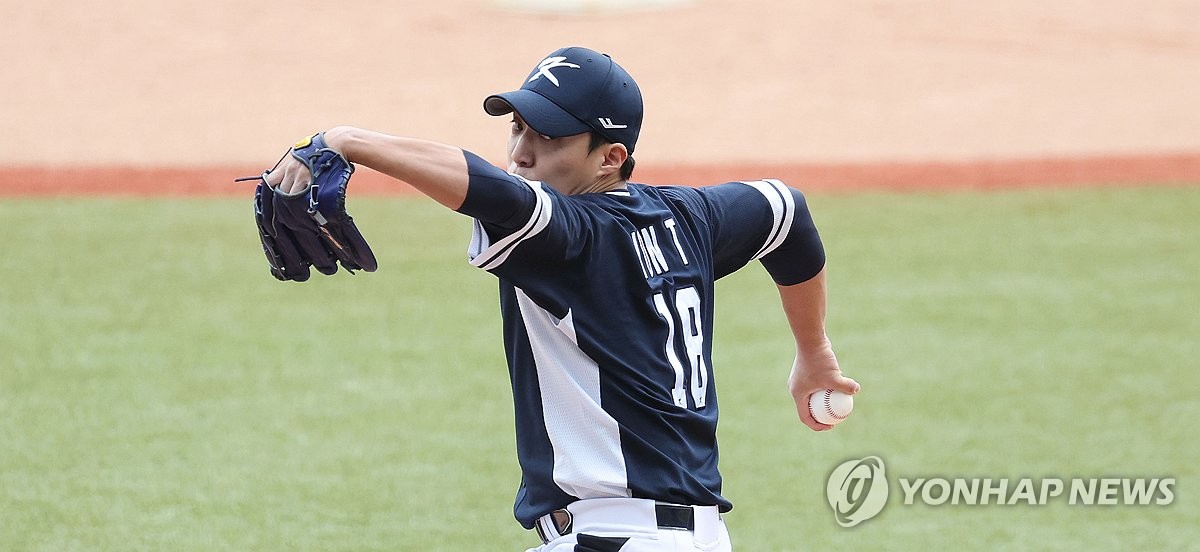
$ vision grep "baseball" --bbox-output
[809,389,854,426]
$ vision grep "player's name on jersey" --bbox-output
[631,218,690,279]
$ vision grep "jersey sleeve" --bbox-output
[697,179,825,285]
[457,150,578,273]
[457,150,538,227]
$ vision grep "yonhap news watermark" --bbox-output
[825,456,1177,528]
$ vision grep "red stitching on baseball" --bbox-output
[825,392,846,420]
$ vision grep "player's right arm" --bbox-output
[777,268,860,431]
[693,180,859,431]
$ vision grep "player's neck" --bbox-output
[574,174,627,195]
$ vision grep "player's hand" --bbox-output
[267,127,355,194]
[242,130,377,281]
[788,344,859,432]
[265,153,313,195]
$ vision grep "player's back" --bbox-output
[472,182,735,527]
[462,150,815,527]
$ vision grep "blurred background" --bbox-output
[3,0,1198,170]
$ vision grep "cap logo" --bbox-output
[528,56,581,87]
[598,117,628,129]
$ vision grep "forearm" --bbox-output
[776,267,859,429]
[778,267,832,356]
[323,126,469,211]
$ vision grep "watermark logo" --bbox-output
[897,477,1175,506]
[826,456,890,527]
[825,455,1177,528]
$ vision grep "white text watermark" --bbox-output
[826,456,1176,528]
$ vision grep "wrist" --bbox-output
[792,338,838,379]
[322,126,358,160]
[794,333,832,357]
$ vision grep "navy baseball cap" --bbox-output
[484,46,643,154]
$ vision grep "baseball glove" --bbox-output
[237,133,377,282]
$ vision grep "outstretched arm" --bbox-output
[777,267,860,431]
[268,126,470,211]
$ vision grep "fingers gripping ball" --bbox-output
[809,389,854,426]
[240,132,378,282]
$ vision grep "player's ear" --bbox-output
[598,143,629,177]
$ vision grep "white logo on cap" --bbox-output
[528,56,581,87]
[598,118,628,129]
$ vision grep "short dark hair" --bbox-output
[588,132,635,181]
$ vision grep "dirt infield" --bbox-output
[6,152,1200,197]
[3,0,1198,195]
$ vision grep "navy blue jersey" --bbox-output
[458,152,824,529]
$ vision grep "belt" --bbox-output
[535,503,696,544]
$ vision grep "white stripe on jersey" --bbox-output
[742,179,796,260]
[468,179,554,270]
[514,287,632,500]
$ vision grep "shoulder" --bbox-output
[633,182,700,199]
[627,182,705,211]
[637,179,802,214]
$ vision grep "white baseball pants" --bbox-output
[525,498,732,552]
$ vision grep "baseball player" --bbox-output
[262,46,859,551]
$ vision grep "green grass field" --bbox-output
[2,185,1197,551]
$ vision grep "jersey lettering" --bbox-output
[652,292,688,408]
[633,219,692,279]
[675,286,708,408]
[632,225,670,278]
[663,218,690,266]
[651,286,708,410]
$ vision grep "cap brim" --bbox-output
[483,90,591,138]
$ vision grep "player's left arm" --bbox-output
[269,126,473,211]
[269,126,559,242]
